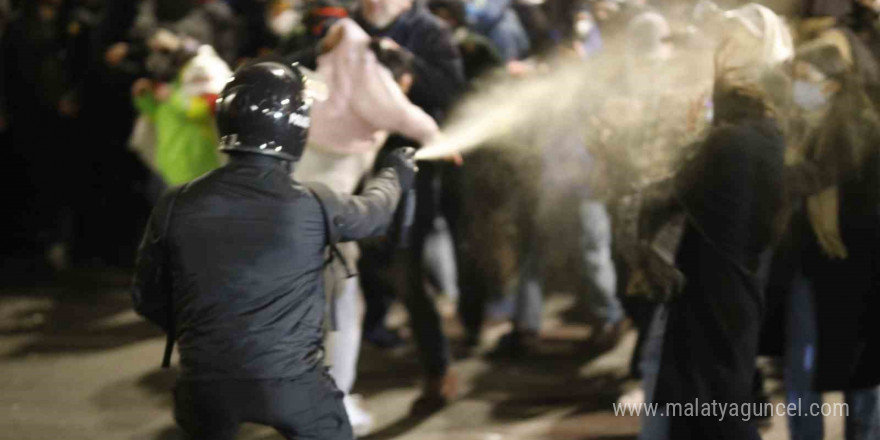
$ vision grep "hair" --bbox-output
[368,38,414,82]
[711,68,789,127]
[427,0,466,28]
[795,41,880,179]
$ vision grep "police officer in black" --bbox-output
[132,61,417,440]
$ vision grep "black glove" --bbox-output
[382,147,418,192]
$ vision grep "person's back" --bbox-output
[169,154,329,380]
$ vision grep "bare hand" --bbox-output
[132,78,153,98]
[105,42,129,67]
[149,29,181,53]
[443,152,464,166]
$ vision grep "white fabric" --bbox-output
[308,18,438,157]
[723,3,793,69]
[295,147,377,194]
[179,45,232,97]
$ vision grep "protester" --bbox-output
[130,45,231,187]
[646,72,787,440]
[0,0,89,271]
[467,0,531,61]
[632,6,793,438]
[351,0,466,412]
[130,0,240,65]
[429,0,505,82]
[293,17,439,435]
[781,34,880,440]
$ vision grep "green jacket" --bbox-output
[134,84,221,186]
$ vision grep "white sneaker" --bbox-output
[343,394,374,437]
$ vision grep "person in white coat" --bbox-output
[293,17,439,436]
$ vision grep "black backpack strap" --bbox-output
[303,181,356,278]
[160,183,188,368]
[304,182,357,333]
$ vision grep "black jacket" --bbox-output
[655,119,785,440]
[132,154,402,380]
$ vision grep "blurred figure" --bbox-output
[429,0,505,82]
[466,0,531,61]
[130,0,240,65]
[0,0,89,270]
[130,45,230,187]
[632,6,793,439]
[294,18,439,435]
[351,0,466,413]
[590,0,647,41]
[491,126,625,359]
[510,0,555,55]
[782,34,880,440]
[626,11,672,63]
[572,5,603,58]
[801,0,855,19]
[646,72,787,440]
[270,0,349,58]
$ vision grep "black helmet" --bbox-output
[217,62,321,161]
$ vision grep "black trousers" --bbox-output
[360,161,461,377]
[173,368,353,440]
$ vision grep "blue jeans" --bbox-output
[786,272,880,440]
[512,201,622,333]
[513,249,543,333]
[578,201,623,326]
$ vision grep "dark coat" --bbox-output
[654,119,785,439]
[779,46,880,390]
[802,141,880,392]
[132,154,402,380]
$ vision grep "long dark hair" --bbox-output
[368,37,414,83]
[795,41,880,180]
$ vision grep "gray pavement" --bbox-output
[0,272,844,440]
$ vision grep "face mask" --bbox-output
[575,18,595,38]
[268,9,301,37]
[793,80,829,112]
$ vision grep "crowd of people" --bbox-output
[4,0,880,438]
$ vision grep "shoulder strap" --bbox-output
[161,183,188,368]
[303,181,356,278]
[303,182,357,333]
